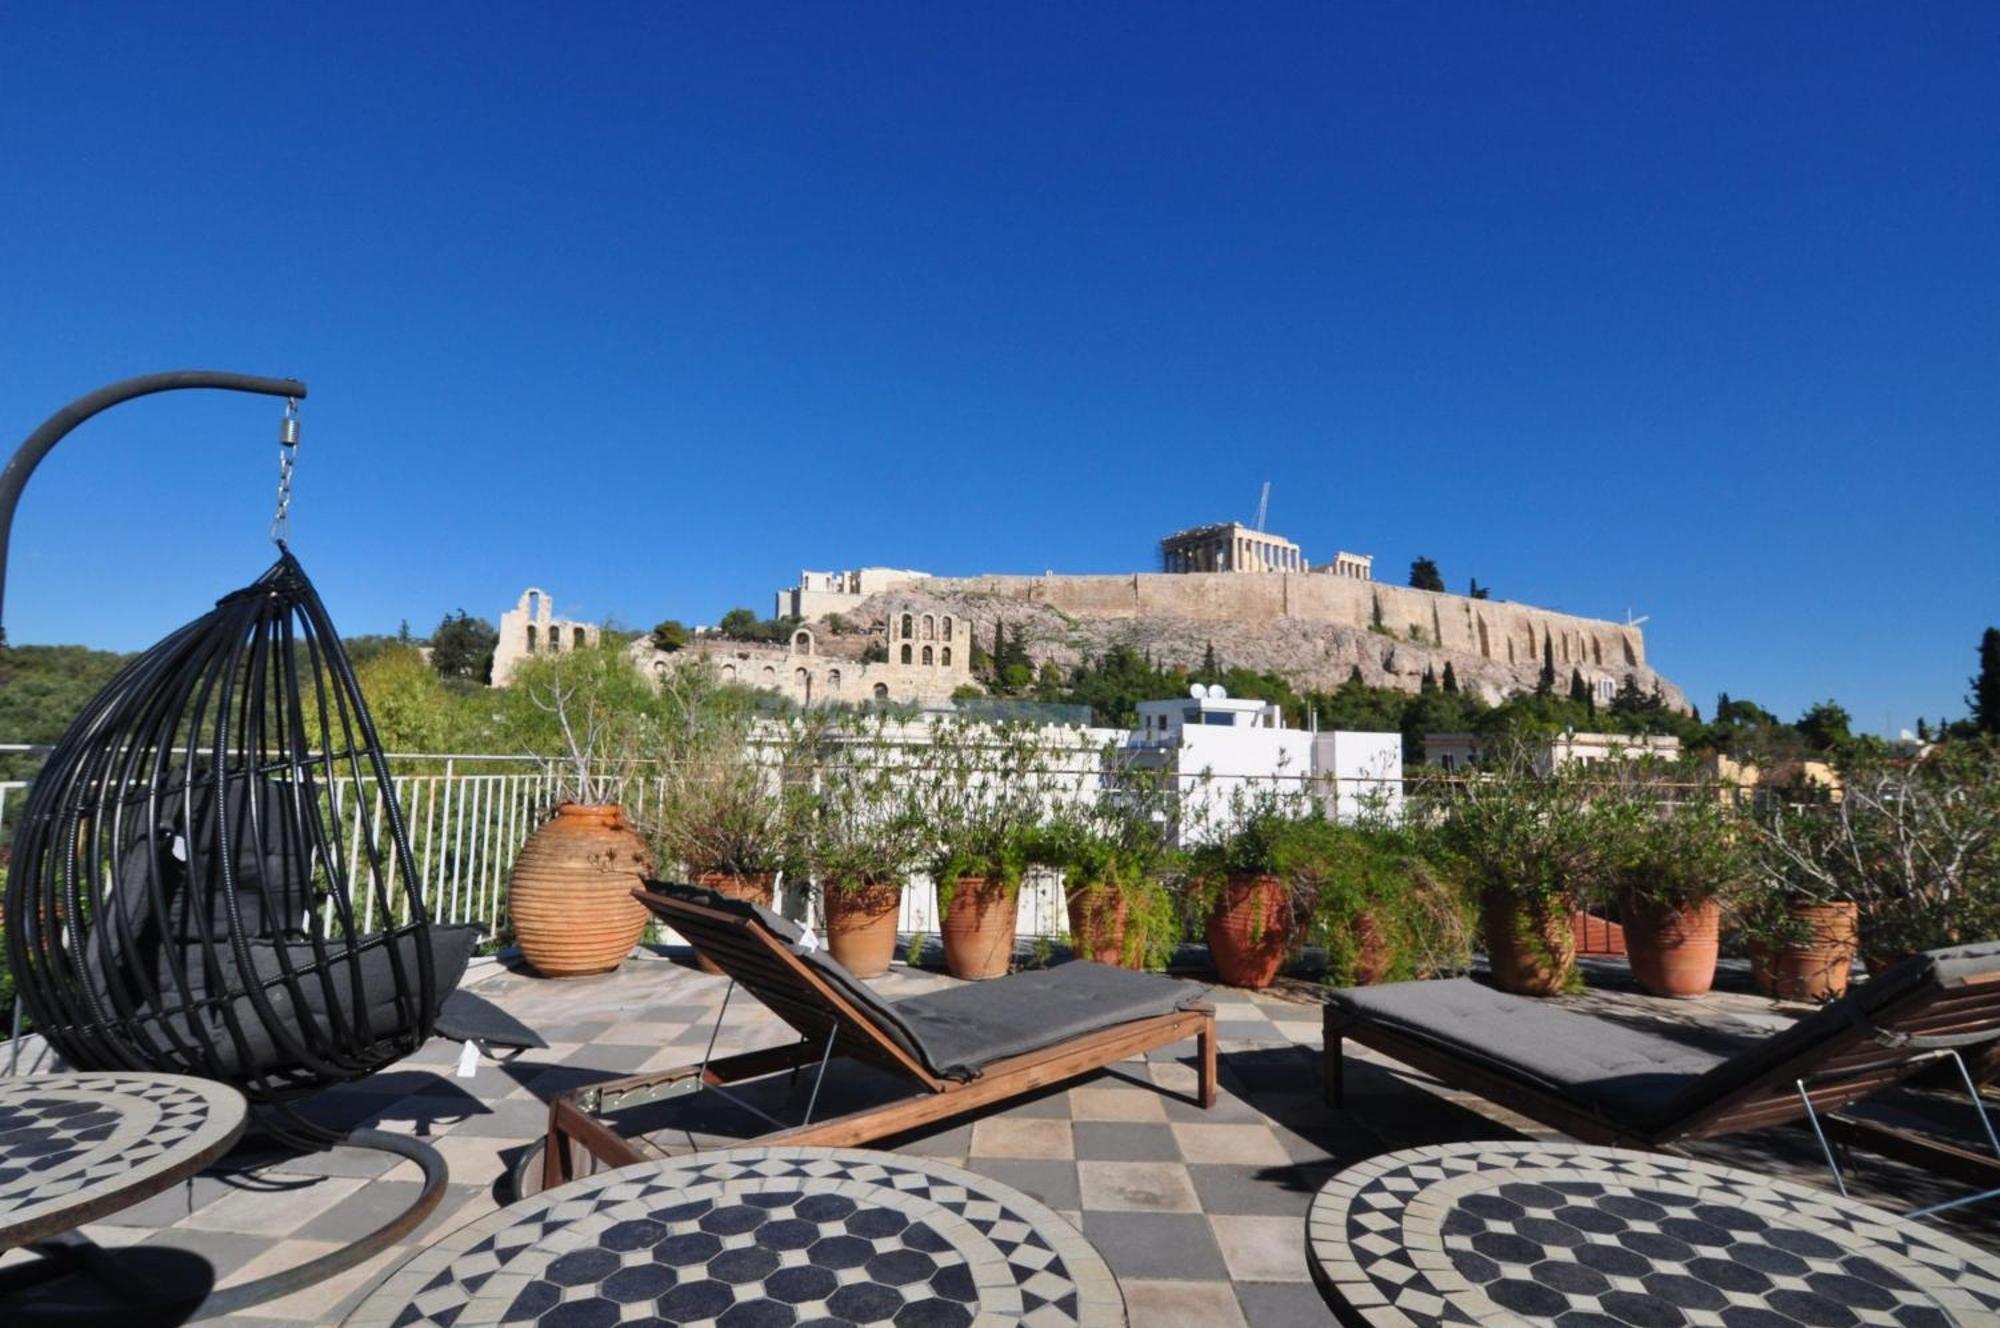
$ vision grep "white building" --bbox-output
[1422,730,1681,774]
[1132,687,1402,841]
[773,567,930,620]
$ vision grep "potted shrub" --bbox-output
[653,731,799,975]
[1184,784,1318,990]
[1039,768,1180,971]
[799,718,922,978]
[1428,752,1600,996]
[914,720,1047,980]
[1285,815,1474,988]
[503,641,656,978]
[1602,783,1754,998]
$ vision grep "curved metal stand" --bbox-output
[188,1130,446,1321]
[0,369,306,639]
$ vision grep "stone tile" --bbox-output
[960,1157,1082,1212]
[988,1087,1073,1119]
[1187,1162,1332,1217]
[295,1179,490,1245]
[1118,1278,1250,1328]
[96,1173,238,1227]
[1159,1082,1266,1124]
[886,1120,972,1157]
[1235,1281,1342,1327]
[440,1095,556,1140]
[969,1116,1073,1160]
[179,1174,367,1234]
[1073,1121,1182,1162]
[427,1131,516,1190]
[1211,1213,1311,1282]
[1171,1122,1292,1165]
[1070,1085,1168,1122]
[204,1237,354,1320]
[1080,1211,1228,1280]
[1076,1160,1201,1213]
[137,1225,276,1281]
[1218,1020,1282,1044]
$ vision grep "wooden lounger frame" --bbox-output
[538,889,1214,1192]
[1322,970,2000,1199]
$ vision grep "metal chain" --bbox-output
[270,397,300,545]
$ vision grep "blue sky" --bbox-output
[2,5,1995,734]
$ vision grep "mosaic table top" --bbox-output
[347,1146,1125,1328]
[0,1071,247,1247]
[1308,1141,2000,1328]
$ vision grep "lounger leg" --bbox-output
[1197,1013,1217,1109]
[1325,1033,1344,1109]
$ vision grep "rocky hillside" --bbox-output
[824,586,1686,709]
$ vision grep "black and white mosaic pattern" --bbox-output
[0,1072,246,1244]
[346,1146,1125,1327]
[1308,1142,2000,1328]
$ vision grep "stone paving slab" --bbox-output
[1,944,1994,1327]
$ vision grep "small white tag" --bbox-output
[171,834,187,863]
[796,927,820,953]
[455,1040,480,1079]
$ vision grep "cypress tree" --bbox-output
[1347,664,1364,687]
[1536,635,1556,695]
[1569,668,1588,703]
[1971,627,2000,735]
[1442,661,1458,694]
[1421,666,1438,694]
[1202,641,1219,678]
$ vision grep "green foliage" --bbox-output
[1408,557,1445,592]
[789,711,924,893]
[716,608,800,644]
[355,645,504,753]
[908,719,1049,906]
[1279,818,1475,986]
[1536,636,1556,696]
[1793,699,1853,752]
[1972,627,2000,736]
[1596,778,1756,911]
[0,644,133,778]
[502,637,673,802]
[649,619,690,653]
[860,638,889,664]
[1423,749,1603,907]
[429,610,498,684]
[1468,578,1490,600]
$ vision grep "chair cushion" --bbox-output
[643,879,1207,1081]
[1326,978,1726,1130]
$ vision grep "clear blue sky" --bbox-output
[3,5,1995,734]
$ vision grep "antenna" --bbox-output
[1254,480,1270,531]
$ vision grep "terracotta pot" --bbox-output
[822,878,902,978]
[1065,882,1132,968]
[690,871,776,975]
[1759,901,1860,1002]
[1349,911,1393,987]
[508,803,651,978]
[1570,910,1628,957]
[940,876,1017,980]
[1623,893,1721,999]
[1480,890,1576,997]
[1205,874,1293,989]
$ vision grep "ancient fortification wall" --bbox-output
[931,573,1646,675]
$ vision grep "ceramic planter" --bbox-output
[689,871,776,974]
[1206,873,1293,989]
[1065,881,1132,968]
[1623,892,1721,998]
[940,875,1017,980]
[1480,889,1577,996]
[822,878,902,978]
[1750,900,1859,1002]
[508,803,651,978]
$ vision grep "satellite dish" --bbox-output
[1209,684,1228,701]
[1188,684,1206,700]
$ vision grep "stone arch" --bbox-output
[791,628,815,656]
[720,663,736,682]
[526,623,538,654]
[900,612,915,640]
[547,629,561,653]
[762,665,777,685]
[523,588,544,619]
[940,646,952,667]
[921,614,936,641]
[922,645,934,666]
[942,615,953,641]
[873,682,889,701]
[573,626,587,650]
[795,667,811,704]
[1477,617,1491,659]
[900,643,913,665]
[826,668,842,692]
[653,661,669,680]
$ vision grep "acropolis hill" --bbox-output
[770,523,1686,709]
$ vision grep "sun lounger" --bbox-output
[1323,942,2000,1205]
[531,881,1215,1193]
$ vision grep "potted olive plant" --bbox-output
[798,717,922,977]
[911,720,1047,980]
[1183,781,1319,989]
[1038,759,1180,970]
[1600,779,1754,998]
[653,728,799,974]
[1428,751,1601,996]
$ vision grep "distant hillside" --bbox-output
[0,645,134,779]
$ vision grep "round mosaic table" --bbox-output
[0,1072,247,1247]
[1307,1142,2000,1328]
[346,1146,1124,1327]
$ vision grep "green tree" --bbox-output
[1200,641,1220,680]
[430,610,498,685]
[1442,661,1459,694]
[1468,577,1490,600]
[1536,636,1556,696]
[717,607,760,638]
[1568,668,1588,704]
[1795,700,1853,752]
[1970,626,2000,735]
[1408,557,1445,592]
[649,619,690,653]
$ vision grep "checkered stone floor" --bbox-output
[2,948,1994,1328]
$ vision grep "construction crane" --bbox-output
[1626,608,1651,628]
[1253,480,1270,532]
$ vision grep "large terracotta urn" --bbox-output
[690,871,776,975]
[1065,882,1132,968]
[940,876,1017,980]
[1749,901,1859,1002]
[1480,890,1577,996]
[822,877,902,979]
[1206,874,1293,989]
[508,804,651,978]
[1623,893,1721,999]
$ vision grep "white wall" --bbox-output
[1312,730,1404,823]
[1172,725,1316,846]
